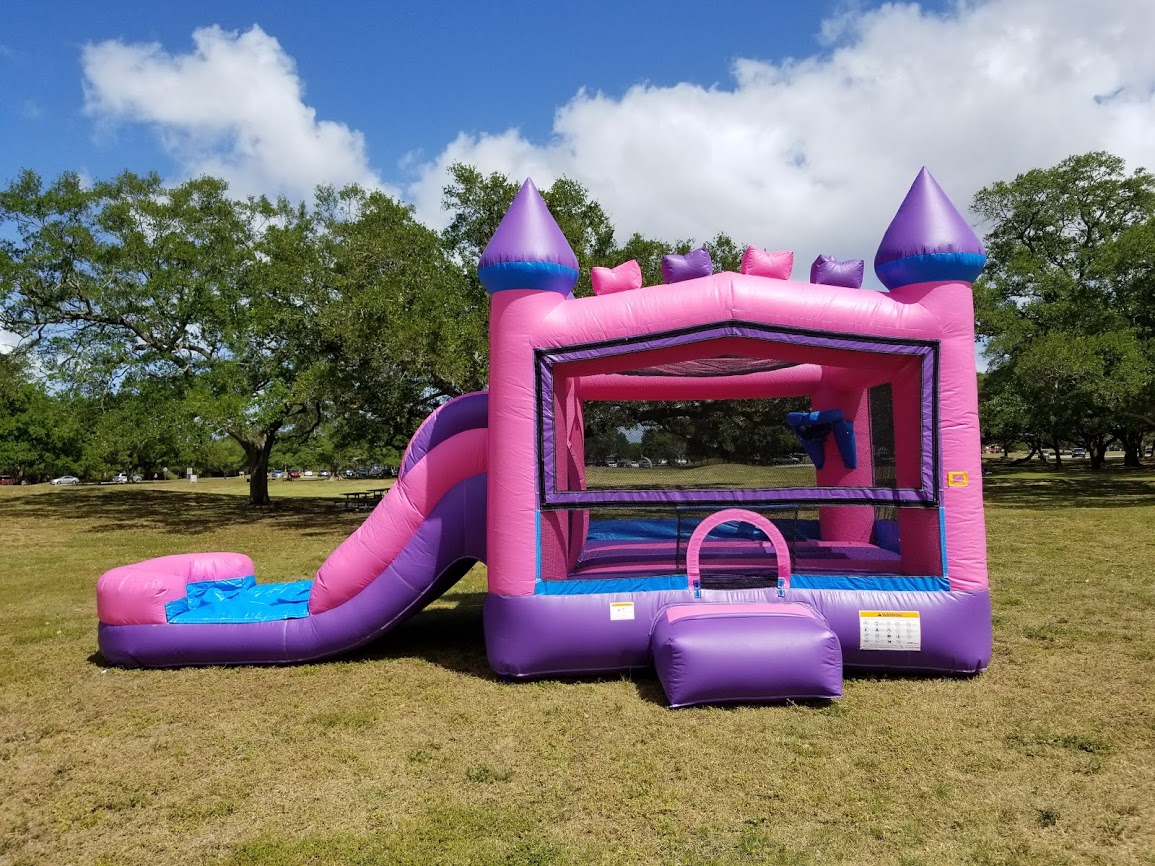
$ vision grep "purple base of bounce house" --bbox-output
[483,588,990,680]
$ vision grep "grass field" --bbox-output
[1,463,1153,865]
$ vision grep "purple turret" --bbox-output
[477,178,579,296]
[874,168,987,290]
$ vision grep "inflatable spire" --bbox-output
[477,178,579,296]
[874,168,986,290]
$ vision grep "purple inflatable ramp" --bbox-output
[651,603,843,708]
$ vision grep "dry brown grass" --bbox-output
[1,464,1153,865]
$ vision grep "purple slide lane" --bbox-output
[97,396,490,668]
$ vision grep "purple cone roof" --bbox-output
[478,178,579,271]
[874,168,985,268]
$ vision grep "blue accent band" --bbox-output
[478,261,579,295]
[535,574,690,595]
[534,509,542,584]
[789,574,950,592]
[939,507,949,583]
[876,252,986,290]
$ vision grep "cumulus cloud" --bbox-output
[407,0,1155,285]
[82,25,388,200]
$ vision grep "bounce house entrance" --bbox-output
[568,501,918,589]
[533,324,945,594]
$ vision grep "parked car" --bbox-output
[288,470,302,479]
[271,469,285,479]
[319,470,331,478]
[637,457,653,469]
[1071,448,1087,458]
[0,474,16,485]
[112,473,142,484]
[50,476,80,485]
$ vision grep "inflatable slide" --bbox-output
[96,393,489,667]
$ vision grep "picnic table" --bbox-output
[338,489,387,512]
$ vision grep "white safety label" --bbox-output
[859,610,921,651]
[609,602,635,621]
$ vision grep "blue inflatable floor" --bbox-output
[165,576,313,624]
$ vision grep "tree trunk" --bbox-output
[1050,435,1063,469]
[232,431,277,506]
[1089,439,1108,470]
[1119,429,1144,468]
[1012,437,1041,465]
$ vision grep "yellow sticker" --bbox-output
[859,611,921,651]
[947,471,969,488]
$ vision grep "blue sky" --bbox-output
[1,0,1152,280]
[3,1,950,191]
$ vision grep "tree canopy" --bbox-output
[973,151,1155,467]
[12,153,1147,497]
[0,171,461,501]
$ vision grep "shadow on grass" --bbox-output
[0,486,358,537]
[629,676,843,709]
[346,593,493,679]
[981,462,1155,509]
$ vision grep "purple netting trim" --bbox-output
[537,323,938,507]
[619,357,798,377]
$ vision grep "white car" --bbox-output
[50,475,80,485]
[112,473,143,484]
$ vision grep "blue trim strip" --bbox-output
[789,574,950,592]
[876,252,986,289]
[533,572,948,595]
[479,261,579,295]
[535,574,690,595]
[534,509,542,584]
[938,507,949,583]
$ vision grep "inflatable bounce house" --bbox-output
[97,168,992,707]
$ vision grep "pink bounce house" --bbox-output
[97,169,991,707]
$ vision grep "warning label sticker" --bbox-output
[859,610,921,651]
[609,602,635,621]
[947,471,969,488]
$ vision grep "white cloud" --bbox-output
[406,0,1155,286]
[81,25,389,200]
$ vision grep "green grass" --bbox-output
[1,463,1154,865]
